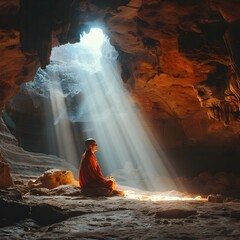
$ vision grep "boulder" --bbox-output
[28,169,79,190]
[207,194,225,203]
[0,160,13,189]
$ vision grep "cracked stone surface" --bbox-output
[1,188,240,240]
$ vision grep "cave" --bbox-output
[1,1,240,239]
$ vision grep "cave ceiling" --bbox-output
[1,0,240,148]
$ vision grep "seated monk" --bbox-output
[79,138,116,192]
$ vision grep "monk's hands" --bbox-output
[107,176,115,181]
[107,176,116,190]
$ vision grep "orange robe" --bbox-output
[79,150,115,190]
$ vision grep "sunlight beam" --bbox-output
[28,27,181,193]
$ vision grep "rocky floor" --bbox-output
[1,119,240,239]
[1,183,240,240]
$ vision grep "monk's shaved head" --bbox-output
[85,138,97,148]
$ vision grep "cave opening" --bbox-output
[3,27,177,192]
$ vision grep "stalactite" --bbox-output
[20,0,53,69]
[194,19,240,126]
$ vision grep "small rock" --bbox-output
[207,194,225,203]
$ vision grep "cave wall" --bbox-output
[1,0,240,175]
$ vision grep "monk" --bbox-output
[79,138,116,191]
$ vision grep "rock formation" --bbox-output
[2,2,240,238]
[1,1,240,179]
[0,159,13,189]
[28,169,79,189]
